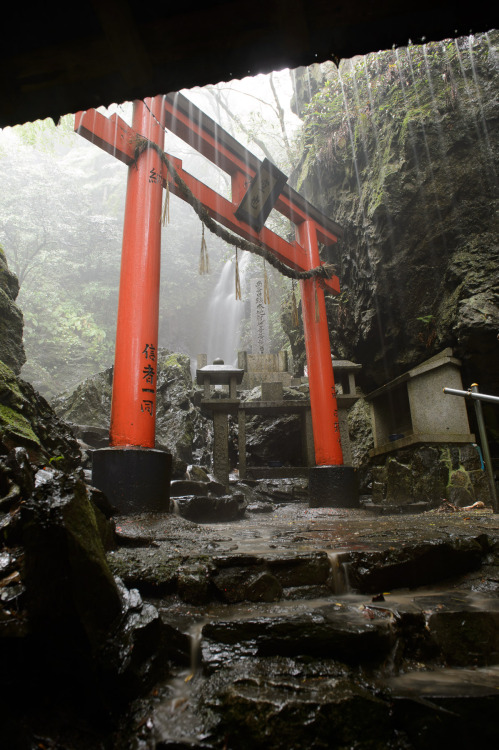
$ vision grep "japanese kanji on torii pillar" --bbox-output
[76,93,358,513]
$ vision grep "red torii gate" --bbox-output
[76,93,357,511]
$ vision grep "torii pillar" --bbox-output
[77,91,358,511]
[297,220,357,508]
[92,96,172,514]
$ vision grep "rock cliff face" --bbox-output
[291,32,499,396]
[0,247,80,467]
[0,245,25,375]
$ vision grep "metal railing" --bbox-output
[443,384,498,513]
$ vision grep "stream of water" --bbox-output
[205,252,250,366]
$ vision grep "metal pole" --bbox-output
[470,384,498,513]
[443,387,499,405]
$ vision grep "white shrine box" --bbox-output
[366,348,474,457]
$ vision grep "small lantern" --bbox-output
[196,358,244,399]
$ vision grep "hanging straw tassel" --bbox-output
[199,223,209,275]
[315,281,321,322]
[161,180,170,226]
[235,248,242,300]
[291,280,299,327]
[263,260,270,305]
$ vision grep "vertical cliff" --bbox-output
[0,245,25,374]
[291,31,499,396]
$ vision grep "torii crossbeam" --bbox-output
[76,93,357,511]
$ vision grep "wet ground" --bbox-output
[113,502,499,559]
[108,493,499,749]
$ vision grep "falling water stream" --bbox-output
[205,252,250,365]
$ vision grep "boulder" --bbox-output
[173,493,247,523]
[53,349,213,476]
[0,462,178,740]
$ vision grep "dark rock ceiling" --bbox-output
[0,1,496,127]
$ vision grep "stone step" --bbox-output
[384,665,499,748]
[109,531,492,607]
[342,536,488,592]
[144,656,499,750]
[200,603,395,670]
[157,590,499,674]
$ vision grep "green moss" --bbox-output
[398,102,434,146]
[0,360,25,405]
[0,403,40,446]
[165,353,184,369]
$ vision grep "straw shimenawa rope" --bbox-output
[291,280,300,326]
[161,179,170,226]
[199,223,209,274]
[133,135,336,283]
[235,248,242,300]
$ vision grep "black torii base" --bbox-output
[308,465,359,508]
[92,447,172,515]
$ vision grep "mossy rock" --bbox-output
[0,249,25,375]
[22,472,122,646]
[0,361,80,469]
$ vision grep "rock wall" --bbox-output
[0,245,25,374]
[0,252,80,468]
[291,32,499,396]
[289,32,499,505]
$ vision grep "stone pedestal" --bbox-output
[213,411,230,489]
[308,465,359,508]
[92,447,172,515]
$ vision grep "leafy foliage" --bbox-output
[300,33,496,180]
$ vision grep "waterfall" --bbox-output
[205,253,250,365]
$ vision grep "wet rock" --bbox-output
[54,349,213,475]
[0,247,25,375]
[205,479,227,496]
[417,592,499,666]
[213,566,283,604]
[370,443,493,510]
[171,479,211,497]
[0,446,34,511]
[282,584,334,600]
[177,561,215,605]
[187,464,210,482]
[290,33,499,405]
[97,578,188,700]
[0,466,181,746]
[247,501,275,513]
[0,360,81,470]
[347,538,486,593]
[174,493,246,523]
[254,477,309,504]
[202,604,394,668]
[21,471,123,645]
[267,551,331,587]
[215,671,391,750]
[108,547,182,595]
[386,665,499,748]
